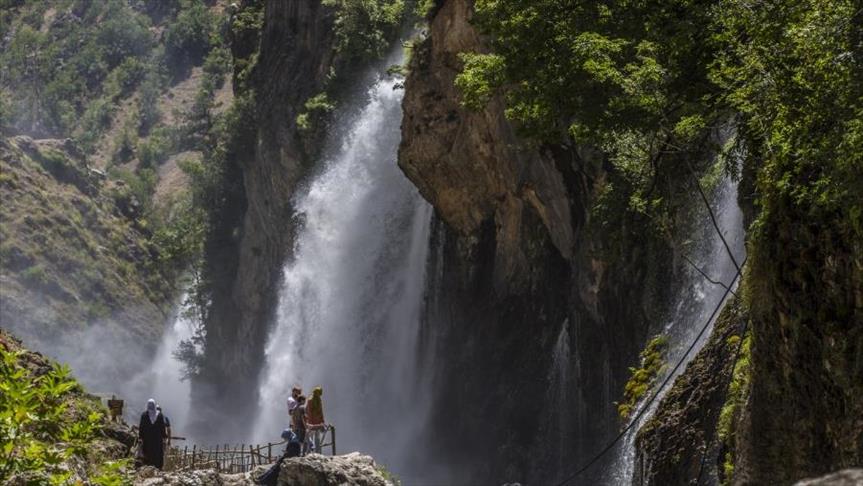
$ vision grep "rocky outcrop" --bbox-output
[132,453,393,486]
[398,1,686,483]
[134,466,258,486]
[794,469,863,486]
[733,175,863,483]
[278,453,394,486]
[634,297,747,484]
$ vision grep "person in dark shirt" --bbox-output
[292,395,308,455]
[156,406,171,447]
[138,399,167,469]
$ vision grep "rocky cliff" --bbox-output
[398,0,706,482]
[194,0,338,436]
[194,0,407,437]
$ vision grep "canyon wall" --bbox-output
[195,0,337,435]
[398,1,688,482]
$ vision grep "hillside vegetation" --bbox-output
[0,328,134,484]
[0,0,233,359]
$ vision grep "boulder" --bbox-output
[133,466,258,485]
[794,469,863,486]
[278,452,394,486]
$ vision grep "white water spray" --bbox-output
[118,300,194,431]
[253,58,432,477]
[144,307,194,430]
[602,177,746,485]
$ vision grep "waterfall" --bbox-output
[118,298,194,430]
[550,320,574,480]
[144,305,194,430]
[601,176,746,485]
[253,56,433,478]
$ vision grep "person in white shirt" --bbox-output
[287,386,301,414]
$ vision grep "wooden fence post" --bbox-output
[191,445,196,468]
[331,426,336,456]
[267,442,272,462]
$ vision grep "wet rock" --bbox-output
[278,452,393,486]
[794,469,863,486]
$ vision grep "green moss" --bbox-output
[617,335,668,421]
[21,264,48,286]
[716,333,751,486]
[375,464,402,485]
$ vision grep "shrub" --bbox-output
[21,264,48,286]
[0,344,129,483]
[137,70,165,134]
[616,335,668,422]
[137,133,172,168]
[164,1,216,73]
[323,0,405,61]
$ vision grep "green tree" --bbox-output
[164,0,217,74]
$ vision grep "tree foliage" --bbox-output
[0,0,153,137]
[323,0,406,61]
[0,346,129,484]
[457,0,861,250]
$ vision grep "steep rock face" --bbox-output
[399,1,676,482]
[734,184,863,483]
[634,297,747,485]
[196,0,336,435]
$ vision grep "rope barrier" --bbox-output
[555,162,748,486]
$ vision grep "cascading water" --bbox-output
[253,54,433,479]
[143,306,194,429]
[119,299,194,428]
[600,176,746,485]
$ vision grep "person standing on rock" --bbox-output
[138,398,168,469]
[306,387,326,453]
[287,386,301,415]
[292,395,308,455]
[156,405,171,448]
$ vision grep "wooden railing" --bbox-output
[164,425,337,473]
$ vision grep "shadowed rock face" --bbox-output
[398,1,679,482]
[194,0,337,438]
[634,297,747,485]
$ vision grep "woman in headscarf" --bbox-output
[306,387,326,453]
[138,398,168,469]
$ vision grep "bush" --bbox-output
[616,335,668,422]
[323,0,405,61]
[21,264,48,286]
[137,69,165,134]
[0,343,130,483]
[103,57,148,100]
[137,132,172,168]
[164,1,216,74]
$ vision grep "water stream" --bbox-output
[600,177,746,485]
[252,54,433,479]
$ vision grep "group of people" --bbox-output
[137,398,173,469]
[135,386,327,474]
[283,386,327,457]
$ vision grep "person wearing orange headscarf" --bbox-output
[306,387,326,453]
